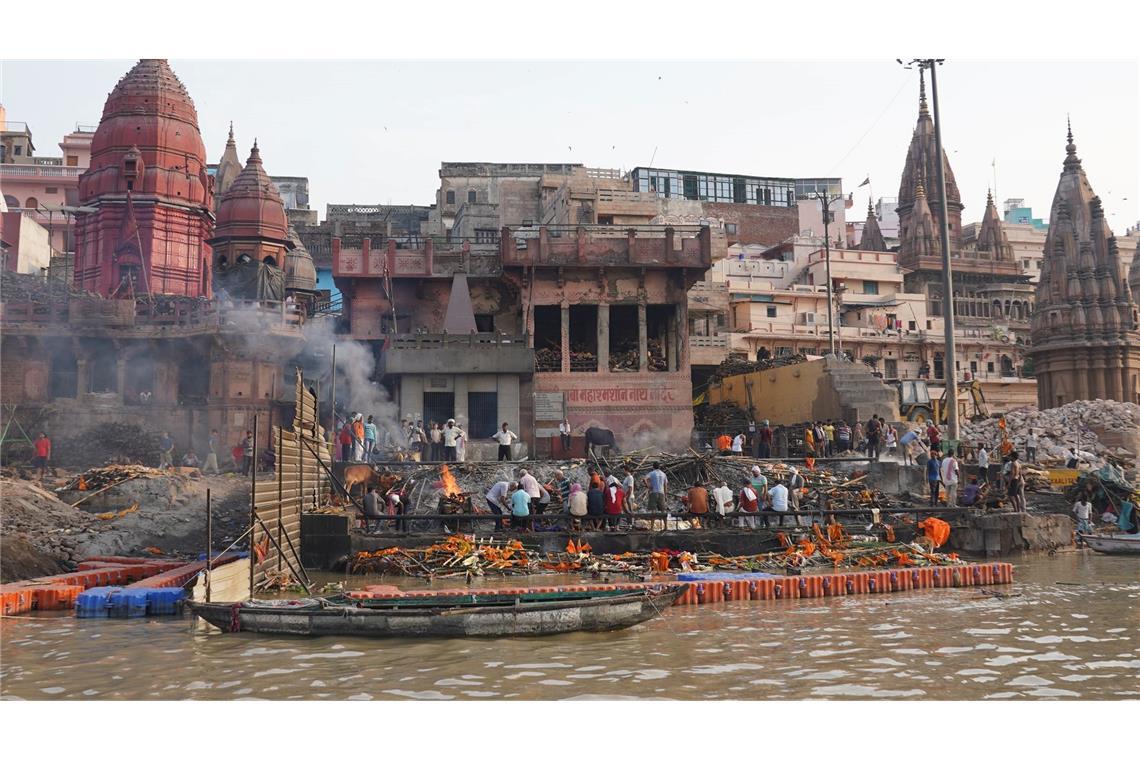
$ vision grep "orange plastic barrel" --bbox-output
[932,566,954,588]
[797,575,823,598]
[888,569,911,592]
[821,574,845,597]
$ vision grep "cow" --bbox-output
[583,426,619,458]
[341,465,400,501]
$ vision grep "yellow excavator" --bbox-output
[895,378,990,424]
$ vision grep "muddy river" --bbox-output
[1,553,1136,700]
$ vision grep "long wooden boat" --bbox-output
[188,584,684,638]
[1080,532,1140,556]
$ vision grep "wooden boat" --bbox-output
[1080,532,1140,556]
[188,584,684,638]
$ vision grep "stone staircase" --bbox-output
[822,356,899,423]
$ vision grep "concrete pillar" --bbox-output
[76,359,90,395]
[116,358,127,401]
[666,307,678,372]
[638,302,648,372]
[560,304,570,373]
[455,376,469,429]
[597,304,610,372]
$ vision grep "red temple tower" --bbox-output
[74,59,214,297]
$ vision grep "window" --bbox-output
[423,392,455,430]
[766,306,777,318]
[468,190,477,204]
[725,223,738,235]
[987,362,994,374]
[14,145,22,156]
[25,197,37,209]
[474,314,494,332]
[474,228,498,244]
[884,359,898,378]
[969,361,978,375]
[775,346,793,358]
[908,321,916,331]
[66,155,78,167]
[467,392,498,439]
[445,190,455,205]
[862,281,879,295]
[45,187,58,194]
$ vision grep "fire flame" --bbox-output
[439,465,461,497]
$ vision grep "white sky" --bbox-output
[2,56,1138,233]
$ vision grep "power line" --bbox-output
[828,73,912,175]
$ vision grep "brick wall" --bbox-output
[703,202,798,247]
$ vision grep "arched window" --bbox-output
[263,255,277,267]
[992,299,1003,317]
[3,194,19,209]
[25,197,38,210]
[1000,355,1014,377]
[90,354,117,393]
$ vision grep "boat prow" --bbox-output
[1080,532,1140,556]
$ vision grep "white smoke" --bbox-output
[300,315,405,446]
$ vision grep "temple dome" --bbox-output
[214,142,289,244]
[285,227,317,292]
[80,59,210,204]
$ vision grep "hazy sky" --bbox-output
[2,59,1137,230]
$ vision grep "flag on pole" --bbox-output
[858,176,870,187]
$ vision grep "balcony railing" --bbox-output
[0,164,84,178]
[2,297,304,331]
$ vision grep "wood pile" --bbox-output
[535,346,561,371]
[694,402,751,433]
[647,339,668,371]
[57,464,167,493]
[568,343,597,371]
[53,422,164,468]
[609,341,639,371]
[349,528,963,580]
[711,353,808,381]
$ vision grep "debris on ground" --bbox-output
[961,399,1140,468]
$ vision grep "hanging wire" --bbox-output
[828,72,913,175]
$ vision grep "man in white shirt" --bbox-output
[976,444,990,485]
[493,422,518,461]
[1072,497,1093,536]
[940,449,961,507]
[712,481,734,527]
[558,419,571,455]
[1025,431,1038,464]
[442,419,460,462]
[485,480,512,531]
[518,468,541,513]
[732,432,746,454]
[768,479,789,527]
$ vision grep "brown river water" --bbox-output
[1,553,1136,700]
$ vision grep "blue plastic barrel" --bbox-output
[108,588,150,618]
[145,588,185,615]
[75,586,122,618]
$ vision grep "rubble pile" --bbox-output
[53,423,164,468]
[0,477,112,563]
[961,399,1140,467]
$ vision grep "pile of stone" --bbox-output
[961,399,1140,467]
[0,477,113,564]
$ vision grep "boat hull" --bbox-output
[189,586,683,638]
[1080,533,1140,556]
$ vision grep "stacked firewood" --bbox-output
[535,347,561,371]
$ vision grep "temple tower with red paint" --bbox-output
[74,59,214,297]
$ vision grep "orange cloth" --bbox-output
[716,434,732,451]
[352,420,364,441]
[918,517,951,548]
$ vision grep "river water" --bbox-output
[1,553,1136,700]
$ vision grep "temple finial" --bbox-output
[1066,115,1073,146]
[919,67,929,116]
[228,121,234,141]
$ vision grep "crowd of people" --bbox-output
[336,415,530,464]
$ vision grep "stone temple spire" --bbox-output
[216,121,243,196]
[858,198,888,252]
[901,182,940,259]
[975,190,1013,262]
[896,71,964,260]
[1030,120,1140,407]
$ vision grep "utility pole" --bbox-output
[901,58,959,441]
[811,190,841,357]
